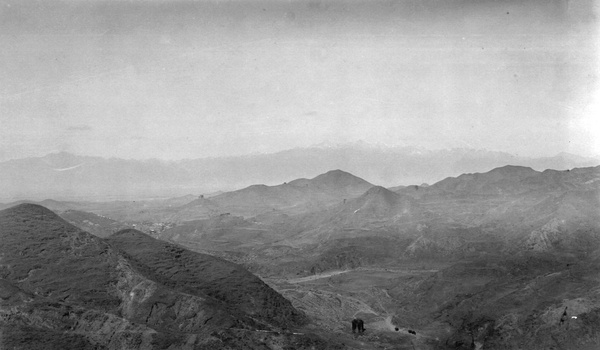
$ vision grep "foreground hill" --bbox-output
[0,204,338,349]
[105,229,306,329]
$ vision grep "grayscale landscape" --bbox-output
[1,0,599,349]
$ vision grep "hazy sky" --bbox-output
[1,0,599,161]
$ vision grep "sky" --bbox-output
[0,0,599,162]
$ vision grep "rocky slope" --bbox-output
[105,229,307,329]
[401,252,600,349]
[0,204,338,349]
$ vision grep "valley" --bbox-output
[1,165,599,349]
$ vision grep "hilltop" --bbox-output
[337,186,416,219]
[179,169,374,218]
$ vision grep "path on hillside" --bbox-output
[277,268,438,348]
[286,267,438,284]
[287,270,352,283]
[354,267,439,274]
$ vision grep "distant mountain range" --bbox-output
[1,145,598,201]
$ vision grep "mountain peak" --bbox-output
[110,228,152,240]
[309,169,374,196]
[319,169,354,176]
[363,185,397,196]
[330,184,413,222]
[312,169,370,184]
[0,203,61,220]
[488,165,537,175]
[360,186,402,205]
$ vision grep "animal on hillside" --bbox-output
[408,329,416,335]
[352,318,365,333]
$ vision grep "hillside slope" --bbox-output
[60,209,129,237]
[105,229,306,329]
[0,204,337,349]
[400,252,600,349]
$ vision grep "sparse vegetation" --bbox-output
[0,204,338,349]
[2,165,599,349]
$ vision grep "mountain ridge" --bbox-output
[1,148,598,201]
[177,168,374,218]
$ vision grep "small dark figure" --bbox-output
[352,318,365,333]
[559,307,568,326]
[395,327,399,331]
[408,329,416,335]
